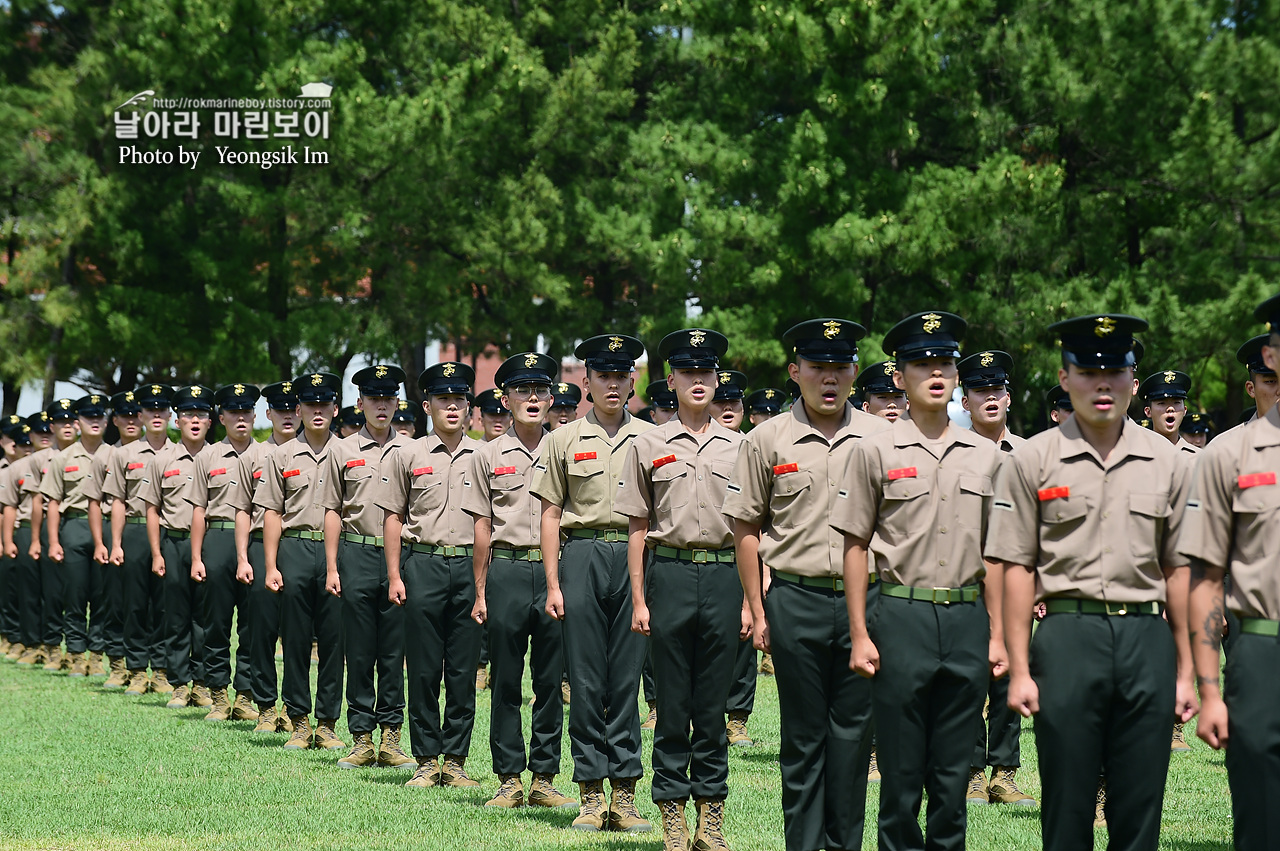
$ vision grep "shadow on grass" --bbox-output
[733,750,782,764]
[1164,842,1232,851]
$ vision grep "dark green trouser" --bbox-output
[13,527,40,647]
[561,537,646,783]
[403,551,481,758]
[39,524,61,648]
[972,674,1020,768]
[642,647,656,703]
[478,622,489,668]
[648,555,740,802]
[278,537,343,719]
[121,523,163,671]
[340,539,404,734]
[247,537,281,706]
[57,517,94,654]
[765,578,875,851]
[487,555,564,776]
[160,533,205,686]
[1032,611,1174,851]
[91,519,123,656]
[870,594,988,851]
[1225,629,1280,851]
[200,527,252,692]
[726,637,757,714]
[0,553,15,642]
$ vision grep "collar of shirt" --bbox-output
[659,416,734,447]
[787,399,878,446]
[213,438,244,458]
[493,429,543,460]
[577,408,642,444]
[422,431,475,459]
[173,442,202,463]
[288,433,333,461]
[355,425,402,454]
[890,413,982,454]
[1255,403,1280,447]
[1057,416,1155,467]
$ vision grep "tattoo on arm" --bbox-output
[1196,675,1220,689]
[1201,602,1225,651]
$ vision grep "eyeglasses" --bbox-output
[507,384,548,399]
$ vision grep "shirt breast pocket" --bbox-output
[283,469,314,513]
[1231,484,1280,561]
[410,475,445,514]
[880,476,931,544]
[770,470,814,530]
[567,457,606,506]
[707,461,735,511]
[652,460,692,513]
[491,474,525,518]
[957,475,993,529]
[1127,492,1170,561]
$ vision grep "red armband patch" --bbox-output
[345,459,365,468]
[208,468,227,477]
[127,462,145,470]
[162,469,181,478]
[494,466,517,476]
[282,469,301,478]
[1037,486,1070,501]
[887,467,917,480]
[252,470,262,480]
[573,452,597,462]
[773,462,799,475]
[412,467,433,476]
[653,454,677,469]
[1238,472,1276,489]
[64,465,79,473]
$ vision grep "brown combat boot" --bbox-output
[692,798,729,851]
[230,693,260,721]
[377,724,415,769]
[191,683,214,707]
[758,653,774,676]
[659,799,691,851]
[150,669,174,695]
[485,774,525,808]
[166,685,191,708]
[283,715,313,749]
[1094,779,1107,827]
[253,704,279,733]
[726,711,752,747]
[475,665,489,690]
[1171,722,1191,752]
[103,657,128,689]
[528,773,577,809]
[313,719,346,751]
[868,747,881,782]
[16,644,42,665]
[204,688,231,721]
[67,652,89,677]
[641,702,657,731]
[405,756,441,788]
[124,670,150,695]
[42,645,65,672]
[277,711,295,733]
[572,780,607,831]
[5,642,24,661]
[87,651,105,676]
[561,679,571,705]
[609,778,652,833]
[0,637,8,655]
[338,732,377,768]
[441,754,480,788]
[966,767,989,805]
[988,767,1036,806]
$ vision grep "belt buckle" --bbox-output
[528,548,541,561]
[692,550,708,564]
[932,587,952,605]
[603,530,620,542]
[1106,601,1128,616]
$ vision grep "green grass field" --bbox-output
[0,657,1232,851]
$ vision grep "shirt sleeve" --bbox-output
[721,436,770,525]
[829,441,881,541]
[1176,446,1234,568]
[186,454,210,509]
[1160,448,1193,568]
[39,450,67,502]
[316,447,344,512]
[0,468,15,508]
[460,447,493,519]
[227,455,254,513]
[529,433,567,506]
[102,450,128,503]
[138,454,164,509]
[373,449,410,517]
[21,456,44,495]
[613,439,654,520]
[252,448,286,513]
[984,447,1041,566]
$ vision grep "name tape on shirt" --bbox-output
[887,467,917,480]
[494,466,517,476]
[282,469,301,478]
[774,462,799,475]
[1037,486,1070,501]
[1238,472,1276,489]
[413,467,433,476]
[574,452,597,462]
[127,462,145,470]
[64,465,79,473]
[252,470,262,480]
[208,468,227,477]
[653,454,677,469]
[163,469,181,478]
[345,459,366,469]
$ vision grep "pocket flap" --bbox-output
[1040,495,1089,524]
[884,476,930,500]
[959,475,994,497]
[1128,492,1169,518]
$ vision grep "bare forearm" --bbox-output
[472,517,491,594]
[1163,565,1193,678]
[982,559,1005,643]
[383,511,404,583]
[627,518,648,607]
[46,500,61,548]
[1188,561,1227,700]
[734,523,764,617]
[1003,564,1037,677]
[842,537,871,637]
[146,506,162,559]
[540,502,562,591]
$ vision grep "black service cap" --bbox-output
[352,364,406,397]
[782,318,866,364]
[1049,314,1148,369]
[958,351,1013,389]
[1139,370,1191,401]
[658,328,728,370]
[882,311,966,363]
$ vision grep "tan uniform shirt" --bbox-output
[1177,404,1280,619]
[998,430,1026,453]
[530,410,653,533]
[39,442,109,513]
[723,401,890,578]
[20,446,56,499]
[82,442,121,507]
[318,428,409,537]
[986,417,1191,604]
[226,437,278,532]
[253,434,336,532]
[138,441,205,531]
[615,418,744,550]
[103,438,174,518]
[461,431,546,549]
[833,416,1001,589]
[0,458,35,522]
[188,439,257,521]
[375,433,479,546]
